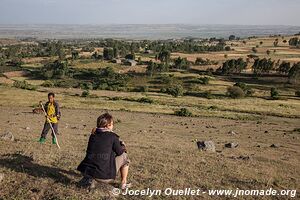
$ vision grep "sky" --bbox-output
[0,0,300,26]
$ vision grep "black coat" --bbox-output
[77,129,125,179]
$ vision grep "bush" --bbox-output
[295,90,300,97]
[13,80,37,91]
[270,88,279,99]
[174,108,193,117]
[165,84,184,97]
[80,82,93,90]
[204,90,213,99]
[81,90,90,97]
[135,86,148,92]
[137,97,154,104]
[199,77,210,85]
[41,80,54,87]
[234,82,254,96]
[227,86,245,98]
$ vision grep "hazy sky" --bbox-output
[0,0,300,25]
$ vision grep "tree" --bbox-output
[157,50,171,63]
[173,57,190,70]
[225,46,231,51]
[219,58,247,74]
[234,82,254,96]
[42,60,69,79]
[227,86,245,98]
[229,35,236,41]
[103,48,115,60]
[270,88,279,99]
[289,37,300,47]
[252,47,257,53]
[125,54,135,60]
[252,58,274,75]
[273,39,279,47]
[165,84,184,97]
[71,51,79,60]
[288,62,300,84]
[278,62,291,74]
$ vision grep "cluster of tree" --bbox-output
[288,62,300,85]
[195,58,218,65]
[217,58,247,74]
[289,37,300,48]
[252,58,274,75]
[146,61,169,76]
[41,60,70,79]
[277,61,291,74]
[37,41,66,58]
[173,57,191,70]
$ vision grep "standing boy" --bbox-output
[39,92,61,144]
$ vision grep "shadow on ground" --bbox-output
[0,153,77,185]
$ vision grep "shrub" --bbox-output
[13,80,37,91]
[165,84,184,97]
[137,97,154,104]
[199,77,210,85]
[270,88,279,99]
[295,90,300,97]
[135,86,149,92]
[81,90,90,97]
[41,80,54,87]
[174,108,193,117]
[204,90,213,99]
[80,82,93,90]
[227,86,245,98]
[234,82,254,96]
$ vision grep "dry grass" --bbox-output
[0,106,299,199]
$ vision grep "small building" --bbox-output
[124,59,137,67]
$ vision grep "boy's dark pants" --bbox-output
[41,122,58,138]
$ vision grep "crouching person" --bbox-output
[77,113,131,190]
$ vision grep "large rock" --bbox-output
[0,131,14,141]
[225,142,239,148]
[197,141,216,152]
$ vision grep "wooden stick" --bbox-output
[40,102,61,149]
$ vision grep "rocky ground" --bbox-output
[0,106,299,199]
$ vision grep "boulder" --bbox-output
[197,141,216,152]
[228,130,237,135]
[0,131,14,141]
[270,144,279,148]
[225,142,239,148]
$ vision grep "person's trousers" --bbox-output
[41,122,58,139]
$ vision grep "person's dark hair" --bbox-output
[48,92,55,98]
[97,113,113,128]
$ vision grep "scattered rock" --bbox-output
[225,142,239,148]
[228,130,237,135]
[238,155,250,160]
[206,125,217,129]
[139,130,147,134]
[265,131,269,133]
[0,173,4,182]
[270,144,279,148]
[197,141,216,152]
[0,131,15,141]
[25,127,30,130]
